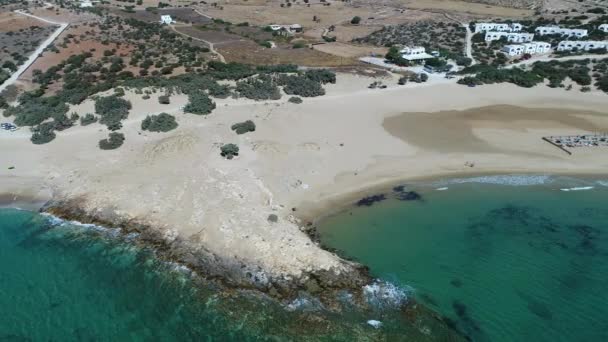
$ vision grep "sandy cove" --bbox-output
[2,73,608,300]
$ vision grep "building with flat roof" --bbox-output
[501,41,551,56]
[557,40,608,51]
[399,46,433,61]
[160,15,175,24]
[485,31,534,43]
[599,24,608,33]
[474,22,522,33]
[535,26,588,38]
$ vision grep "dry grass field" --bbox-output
[217,40,358,66]
[312,42,388,58]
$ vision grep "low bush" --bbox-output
[220,143,239,159]
[236,75,281,100]
[305,69,336,84]
[280,75,325,97]
[158,95,170,104]
[94,95,132,131]
[80,113,98,126]
[231,120,255,134]
[184,91,216,115]
[99,132,125,150]
[288,96,303,104]
[141,113,178,132]
[30,122,56,144]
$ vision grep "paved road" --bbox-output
[0,11,68,93]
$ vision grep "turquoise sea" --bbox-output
[318,175,608,341]
[1,175,607,341]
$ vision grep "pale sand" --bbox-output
[2,73,608,291]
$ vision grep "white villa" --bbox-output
[269,24,303,34]
[474,22,522,33]
[501,42,551,56]
[535,26,588,38]
[485,31,534,43]
[599,24,608,33]
[557,40,608,51]
[79,1,93,7]
[160,15,175,24]
[400,46,433,61]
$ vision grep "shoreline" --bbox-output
[295,170,608,227]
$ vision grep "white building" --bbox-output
[557,40,608,51]
[501,41,551,56]
[485,31,534,43]
[599,24,608,33]
[269,24,303,34]
[160,15,175,25]
[474,22,522,33]
[535,26,588,38]
[400,46,433,61]
[79,1,93,7]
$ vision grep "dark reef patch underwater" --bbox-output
[319,176,608,342]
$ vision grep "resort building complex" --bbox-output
[557,40,608,51]
[599,24,608,33]
[501,42,551,56]
[535,26,588,38]
[485,32,534,43]
[474,22,522,33]
[399,46,433,61]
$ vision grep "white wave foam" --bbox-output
[41,213,121,236]
[439,174,552,186]
[595,181,608,187]
[363,281,411,308]
[286,295,322,312]
[435,187,448,191]
[560,186,594,192]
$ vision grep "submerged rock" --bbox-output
[356,194,386,207]
[366,319,382,329]
[396,191,422,201]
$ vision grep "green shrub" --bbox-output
[80,113,98,126]
[305,69,336,84]
[158,95,170,104]
[351,16,361,25]
[236,74,281,100]
[281,75,325,97]
[94,95,132,130]
[288,96,303,104]
[184,91,216,115]
[292,41,306,49]
[99,132,125,150]
[220,143,239,159]
[141,113,178,132]
[231,120,255,134]
[30,122,56,145]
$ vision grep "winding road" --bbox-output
[0,11,68,93]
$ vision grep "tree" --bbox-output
[288,96,303,104]
[80,113,98,126]
[141,113,178,132]
[184,91,216,115]
[305,69,336,84]
[231,120,255,134]
[94,95,132,130]
[99,132,125,150]
[280,75,325,97]
[420,73,429,82]
[30,122,56,144]
[220,143,239,159]
[350,16,361,25]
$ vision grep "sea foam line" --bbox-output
[436,174,553,187]
[41,212,122,236]
[560,186,594,192]
[363,280,412,309]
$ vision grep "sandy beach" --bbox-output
[2,72,608,297]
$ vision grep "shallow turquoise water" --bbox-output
[318,176,608,342]
[0,207,456,341]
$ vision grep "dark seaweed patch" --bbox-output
[356,194,386,207]
[516,290,552,320]
[396,191,422,201]
[393,185,405,192]
[452,300,482,333]
[486,205,533,226]
[450,279,463,288]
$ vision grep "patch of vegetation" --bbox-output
[184,91,216,115]
[4,95,69,127]
[141,113,178,132]
[80,113,98,126]
[220,143,239,159]
[231,120,255,134]
[236,74,281,100]
[99,132,125,150]
[94,95,132,131]
[279,75,325,97]
[158,95,170,104]
[288,96,303,104]
[30,123,56,145]
[304,69,336,84]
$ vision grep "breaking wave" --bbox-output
[436,175,553,187]
[363,281,412,309]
